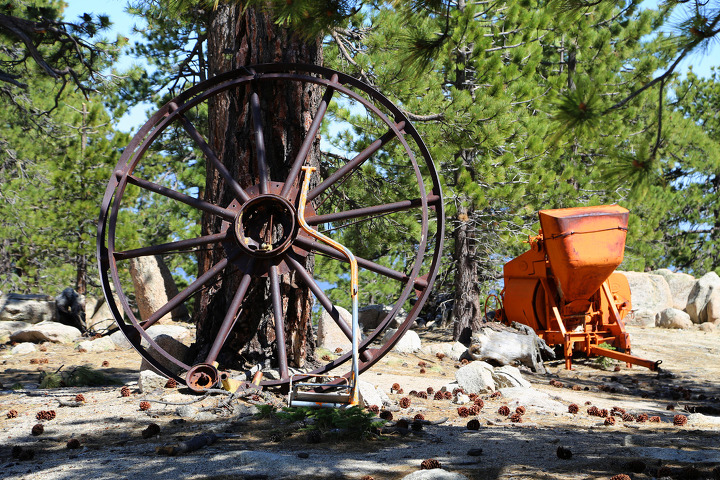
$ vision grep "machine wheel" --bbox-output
[97,64,444,390]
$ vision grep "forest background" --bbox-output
[1,0,719,343]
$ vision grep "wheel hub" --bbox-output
[234,194,296,257]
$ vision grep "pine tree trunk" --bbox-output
[193,4,322,371]
[452,203,482,344]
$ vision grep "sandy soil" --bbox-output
[1,325,719,480]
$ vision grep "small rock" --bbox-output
[138,370,170,393]
[401,470,469,480]
[76,336,116,353]
[10,321,81,344]
[453,393,470,404]
[656,308,693,329]
[467,448,483,456]
[381,328,422,354]
[358,380,392,408]
[11,342,36,355]
[175,405,196,418]
[455,361,496,394]
[491,365,531,389]
[698,322,716,333]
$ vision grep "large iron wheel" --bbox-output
[97,64,444,391]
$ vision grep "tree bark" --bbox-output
[452,202,482,344]
[193,4,322,372]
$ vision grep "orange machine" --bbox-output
[497,205,661,371]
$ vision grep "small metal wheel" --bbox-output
[97,64,444,390]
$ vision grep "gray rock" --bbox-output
[401,470,469,480]
[703,288,720,324]
[76,336,117,352]
[317,305,353,352]
[687,413,720,426]
[9,321,81,344]
[625,308,658,327]
[381,328,421,353]
[110,324,192,350]
[698,322,716,332]
[652,269,696,311]
[620,271,673,326]
[129,255,189,324]
[358,304,404,331]
[138,370,169,393]
[686,272,720,323]
[233,403,259,417]
[491,365,531,389]
[0,321,30,335]
[419,341,467,361]
[0,293,56,323]
[140,333,191,375]
[455,361,496,394]
[86,296,117,333]
[499,387,567,414]
[656,308,693,329]
[176,405,198,418]
[358,380,391,408]
[11,342,37,354]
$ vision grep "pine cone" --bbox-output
[420,459,441,470]
[31,424,44,436]
[673,414,688,426]
[139,401,151,411]
[498,405,510,416]
[7,409,18,419]
[66,438,81,449]
[568,404,579,414]
[457,406,470,418]
[120,386,131,397]
[414,413,425,421]
[399,397,411,409]
[466,419,480,430]
[604,416,616,426]
[75,394,86,403]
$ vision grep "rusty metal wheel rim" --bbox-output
[97,63,445,389]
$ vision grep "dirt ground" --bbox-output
[1,325,719,480]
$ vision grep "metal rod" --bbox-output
[141,256,231,331]
[281,76,337,198]
[269,265,289,380]
[306,194,441,226]
[294,235,429,290]
[297,166,359,406]
[114,231,228,261]
[307,122,405,202]
[127,175,235,221]
[205,268,254,365]
[250,90,269,195]
[176,113,251,203]
[285,254,354,342]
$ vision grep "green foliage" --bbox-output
[594,342,617,370]
[254,403,277,418]
[38,365,122,388]
[276,406,384,439]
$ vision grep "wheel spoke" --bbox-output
[114,232,228,261]
[140,256,231,331]
[281,78,337,198]
[306,121,405,202]
[250,90,270,194]
[176,113,250,203]
[204,265,255,365]
[305,194,440,226]
[294,236,429,291]
[269,265,289,380]
[127,175,235,220]
[285,253,354,342]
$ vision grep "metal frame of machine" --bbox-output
[497,205,661,371]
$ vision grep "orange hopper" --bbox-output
[498,205,660,370]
